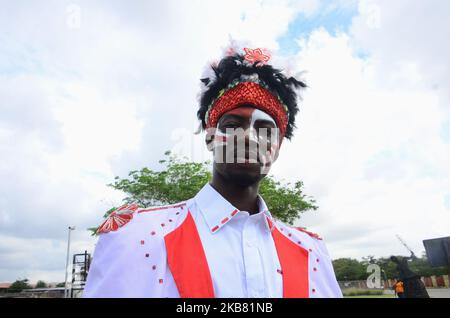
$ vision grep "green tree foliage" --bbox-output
[35,280,47,288]
[112,152,212,207]
[333,253,450,281]
[259,177,317,225]
[408,252,450,277]
[374,257,398,279]
[333,258,368,281]
[89,151,318,235]
[8,279,31,293]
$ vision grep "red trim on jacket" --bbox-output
[164,211,215,298]
[268,218,310,298]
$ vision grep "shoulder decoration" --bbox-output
[294,227,322,240]
[96,203,140,234]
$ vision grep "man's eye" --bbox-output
[222,123,240,128]
[257,127,272,136]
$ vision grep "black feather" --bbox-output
[200,78,210,86]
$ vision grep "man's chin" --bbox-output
[225,163,267,186]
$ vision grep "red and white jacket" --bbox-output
[83,183,342,298]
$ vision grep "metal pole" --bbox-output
[64,226,75,298]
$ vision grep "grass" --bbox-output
[342,288,392,297]
[345,294,396,298]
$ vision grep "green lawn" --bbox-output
[345,294,396,298]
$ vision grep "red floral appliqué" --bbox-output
[243,48,271,65]
[96,203,139,234]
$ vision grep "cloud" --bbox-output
[350,0,450,101]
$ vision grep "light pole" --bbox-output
[64,226,75,298]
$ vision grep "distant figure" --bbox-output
[390,256,429,298]
[392,279,405,298]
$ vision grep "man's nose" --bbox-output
[240,126,259,143]
[235,128,259,152]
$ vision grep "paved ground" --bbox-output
[384,288,450,298]
[426,288,450,298]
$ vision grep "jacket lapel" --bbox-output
[268,218,310,298]
[165,211,215,298]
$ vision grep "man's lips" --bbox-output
[234,150,260,163]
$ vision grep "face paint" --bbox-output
[241,109,278,167]
[259,143,279,174]
[217,108,278,141]
[211,106,280,172]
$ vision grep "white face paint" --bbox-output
[246,109,279,172]
[214,108,278,141]
[209,107,280,173]
[248,109,278,144]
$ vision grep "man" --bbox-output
[393,279,405,298]
[83,46,342,298]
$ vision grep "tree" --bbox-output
[377,256,401,279]
[332,258,367,281]
[8,279,31,293]
[333,253,450,282]
[35,280,47,288]
[89,151,318,235]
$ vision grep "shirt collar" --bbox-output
[194,183,274,234]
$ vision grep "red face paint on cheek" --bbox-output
[214,135,227,143]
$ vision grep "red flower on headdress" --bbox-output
[243,48,271,65]
[96,203,139,234]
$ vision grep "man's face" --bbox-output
[207,105,280,186]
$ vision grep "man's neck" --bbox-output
[210,171,260,215]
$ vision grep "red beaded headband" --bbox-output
[205,82,288,140]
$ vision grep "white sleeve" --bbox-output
[313,239,343,298]
[83,213,179,298]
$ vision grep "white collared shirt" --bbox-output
[191,183,282,297]
[84,183,342,298]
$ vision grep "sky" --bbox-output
[0,0,449,284]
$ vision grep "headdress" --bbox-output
[197,43,306,141]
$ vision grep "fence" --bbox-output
[339,274,450,290]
